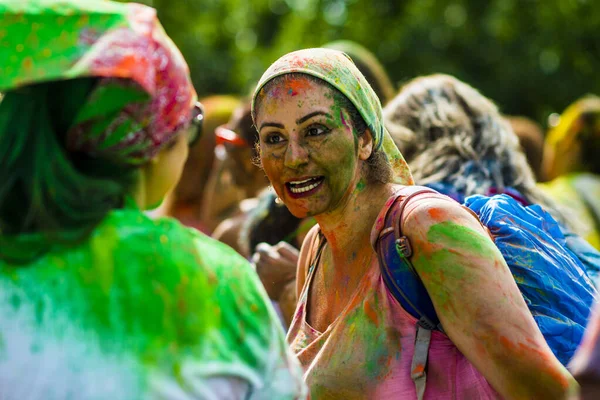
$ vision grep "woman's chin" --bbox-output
[284,201,319,219]
[145,197,166,211]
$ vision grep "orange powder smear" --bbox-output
[499,335,572,390]
[427,207,447,220]
[284,77,313,96]
[411,363,425,375]
[363,299,379,325]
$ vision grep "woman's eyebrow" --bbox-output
[297,111,332,125]
[259,122,284,131]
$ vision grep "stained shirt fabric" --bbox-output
[286,195,499,400]
[0,206,307,400]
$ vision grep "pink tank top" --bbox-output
[286,198,501,399]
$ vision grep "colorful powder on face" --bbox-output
[284,77,314,97]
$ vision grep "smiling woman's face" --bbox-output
[255,76,368,218]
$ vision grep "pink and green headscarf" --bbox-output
[0,0,197,165]
[251,48,414,185]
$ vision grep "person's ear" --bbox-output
[357,129,374,161]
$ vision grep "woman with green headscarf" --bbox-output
[0,1,306,399]
[252,48,575,399]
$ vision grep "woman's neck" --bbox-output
[315,179,396,266]
[131,171,148,209]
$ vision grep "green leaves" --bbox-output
[121,0,599,123]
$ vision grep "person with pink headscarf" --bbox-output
[0,1,306,398]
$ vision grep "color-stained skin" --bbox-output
[257,77,372,220]
[403,197,575,399]
[255,69,577,399]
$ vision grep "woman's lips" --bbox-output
[285,176,325,199]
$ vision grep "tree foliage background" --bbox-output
[123,0,599,125]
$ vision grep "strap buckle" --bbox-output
[395,236,413,258]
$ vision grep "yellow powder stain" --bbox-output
[76,15,90,27]
[43,48,52,58]
[16,44,24,52]
[60,31,69,43]
[22,57,33,71]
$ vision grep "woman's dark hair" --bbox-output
[580,111,600,175]
[0,78,137,238]
[232,101,258,154]
[254,73,393,184]
[240,191,304,255]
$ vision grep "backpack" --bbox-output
[372,185,599,400]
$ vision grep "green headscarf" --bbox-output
[322,40,396,105]
[0,0,197,165]
[0,0,196,238]
[251,48,414,185]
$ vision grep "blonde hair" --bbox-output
[384,74,569,224]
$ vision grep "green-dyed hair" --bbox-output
[0,78,137,238]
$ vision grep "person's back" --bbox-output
[0,207,303,399]
[0,1,306,398]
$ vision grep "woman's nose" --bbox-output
[284,138,309,169]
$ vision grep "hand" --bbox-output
[252,241,299,300]
[278,280,298,327]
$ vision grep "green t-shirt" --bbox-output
[0,206,306,399]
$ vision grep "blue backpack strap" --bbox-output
[374,187,443,331]
[373,186,444,400]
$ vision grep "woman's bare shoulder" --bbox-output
[402,193,487,238]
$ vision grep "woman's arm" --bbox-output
[403,196,577,399]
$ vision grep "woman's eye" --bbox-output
[265,133,284,145]
[306,124,329,137]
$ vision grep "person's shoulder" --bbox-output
[297,224,321,269]
[193,227,255,281]
[104,208,257,281]
[402,189,484,235]
[99,209,204,253]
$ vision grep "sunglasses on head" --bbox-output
[215,124,250,147]
[187,101,205,147]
